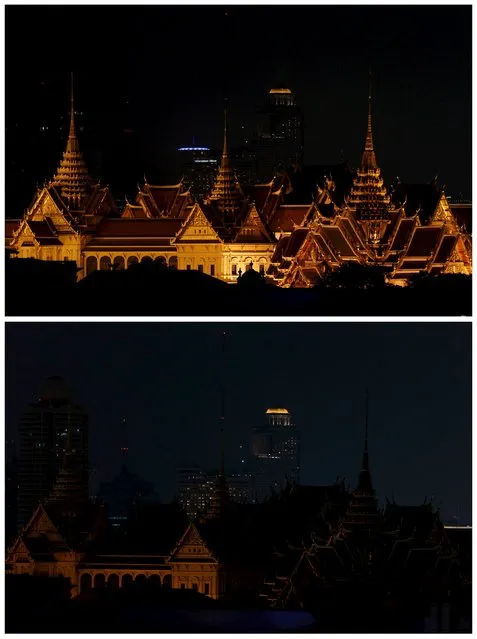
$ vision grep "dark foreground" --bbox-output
[5,576,471,633]
[6,260,472,316]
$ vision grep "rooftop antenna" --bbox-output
[120,417,129,465]
[219,330,227,477]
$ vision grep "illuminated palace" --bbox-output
[6,399,470,619]
[6,85,472,285]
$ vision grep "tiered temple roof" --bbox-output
[51,75,93,209]
[347,95,391,221]
[208,109,244,219]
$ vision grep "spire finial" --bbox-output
[365,70,373,152]
[69,72,76,139]
[222,98,229,161]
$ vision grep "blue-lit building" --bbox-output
[176,145,218,200]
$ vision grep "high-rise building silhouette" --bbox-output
[17,376,89,527]
[250,88,304,181]
[250,407,300,502]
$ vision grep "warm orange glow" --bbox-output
[269,88,292,94]
[265,408,290,414]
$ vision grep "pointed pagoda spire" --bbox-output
[206,331,230,520]
[47,404,87,505]
[347,73,391,225]
[356,389,373,494]
[209,101,243,218]
[51,73,92,208]
[343,391,381,531]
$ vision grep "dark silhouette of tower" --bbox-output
[17,376,89,527]
[250,87,304,181]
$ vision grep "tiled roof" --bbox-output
[406,227,442,257]
[389,218,415,252]
[283,228,309,257]
[269,205,309,233]
[147,185,180,214]
[434,235,457,264]
[270,236,290,263]
[321,226,357,257]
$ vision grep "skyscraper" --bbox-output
[176,465,249,520]
[250,88,304,182]
[17,376,89,527]
[250,407,300,502]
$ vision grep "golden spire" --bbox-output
[51,73,92,208]
[361,72,377,171]
[209,102,243,218]
[347,75,390,222]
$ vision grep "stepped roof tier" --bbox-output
[51,75,93,209]
[207,108,244,219]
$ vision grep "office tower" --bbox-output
[17,376,89,527]
[251,88,304,182]
[250,407,300,502]
[176,465,249,520]
[176,466,213,519]
[176,144,219,200]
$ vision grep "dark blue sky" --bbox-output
[5,322,472,524]
[6,4,471,213]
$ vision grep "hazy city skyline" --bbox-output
[6,322,471,523]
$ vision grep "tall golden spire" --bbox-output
[347,75,390,223]
[209,102,243,218]
[51,73,92,208]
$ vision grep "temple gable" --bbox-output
[169,523,216,561]
[175,205,221,242]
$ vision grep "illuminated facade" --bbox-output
[177,466,248,519]
[6,85,471,286]
[8,79,117,268]
[17,376,89,529]
[250,407,300,502]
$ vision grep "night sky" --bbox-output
[5,322,472,524]
[6,5,472,215]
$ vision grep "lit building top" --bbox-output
[178,147,210,152]
[269,88,292,94]
[265,407,290,415]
